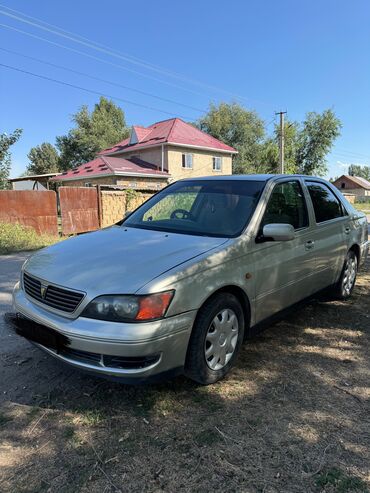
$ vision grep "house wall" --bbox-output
[115,147,164,170]
[339,188,370,197]
[114,144,234,181]
[332,176,369,195]
[166,146,233,181]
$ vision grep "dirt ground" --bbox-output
[0,254,369,493]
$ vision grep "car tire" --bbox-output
[331,249,358,300]
[185,293,245,385]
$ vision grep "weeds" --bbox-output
[315,467,368,492]
[0,222,61,254]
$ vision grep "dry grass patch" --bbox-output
[0,259,369,492]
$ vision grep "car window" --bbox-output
[143,191,198,222]
[124,179,266,238]
[306,182,343,223]
[262,180,308,230]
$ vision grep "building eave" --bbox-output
[104,141,238,157]
[53,171,170,182]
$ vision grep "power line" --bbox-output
[0,62,195,119]
[0,4,277,108]
[0,23,206,98]
[0,46,205,114]
[333,149,370,160]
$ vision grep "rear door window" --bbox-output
[306,182,344,223]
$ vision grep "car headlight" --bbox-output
[81,291,174,322]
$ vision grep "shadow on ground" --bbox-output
[0,261,369,493]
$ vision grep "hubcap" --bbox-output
[342,255,357,295]
[204,308,239,371]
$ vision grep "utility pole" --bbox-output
[275,111,287,174]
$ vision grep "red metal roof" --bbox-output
[52,156,169,182]
[99,118,237,155]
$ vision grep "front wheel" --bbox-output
[331,250,358,300]
[185,293,245,385]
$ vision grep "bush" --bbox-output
[0,222,61,255]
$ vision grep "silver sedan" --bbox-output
[12,175,369,384]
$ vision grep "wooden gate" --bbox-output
[0,190,58,235]
[59,187,100,235]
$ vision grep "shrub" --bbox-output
[0,222,60,255]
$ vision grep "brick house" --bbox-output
[332,175,370,197]
[52,118,237,190]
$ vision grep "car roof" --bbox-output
[178,174,327,183]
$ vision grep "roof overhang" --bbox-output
[9,173,62,182]
[53,171,170,182]
[104,142,238,157]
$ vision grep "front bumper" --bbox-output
[12,283,196,382]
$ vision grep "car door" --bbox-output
[304,180,348,290]
[252,179,317,324]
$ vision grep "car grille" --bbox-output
[23,272,85,313]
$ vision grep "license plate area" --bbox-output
[11,313,71,351]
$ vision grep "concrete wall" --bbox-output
[342,193,356,203]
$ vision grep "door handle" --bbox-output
[344,227,350,235]
[305,240,315,250]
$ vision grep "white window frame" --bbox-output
[212,156,222,171]
[182,153,193,169]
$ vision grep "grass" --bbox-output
[315,467,368,492]
[0,412,12,427]
[0,222,61,255]
[354,202,370,212]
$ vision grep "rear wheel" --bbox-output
[185,293,245,385]
[331,250,358,300]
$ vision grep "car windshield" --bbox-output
[123,179,265,238]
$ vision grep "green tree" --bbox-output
[0,129,22,189]
[348,164,370,180]
[260,121,300,174]
[27,142,60,175]
[56,97,130,170]
[197,102,265,173]
[261,111,341,176]
[296,109,341,176]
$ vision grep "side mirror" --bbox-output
[262,223,295,241]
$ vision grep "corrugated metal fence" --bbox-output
[0,187,153,236]
[0,190,58,235]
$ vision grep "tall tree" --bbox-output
[295,109,341,176]
[27,142,60,175]
[56,97,130,170]
[197,102,265,174]
[348,164,370,180]
[0,129,22,189]
[260,121,300,174]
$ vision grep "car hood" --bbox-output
[23,226,228,295]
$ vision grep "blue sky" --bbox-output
[1,0,370,179]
